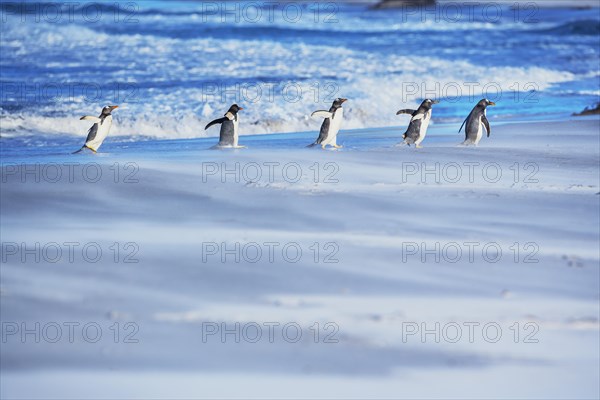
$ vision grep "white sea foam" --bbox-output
[0,55,579,139]
[0,9,594,139]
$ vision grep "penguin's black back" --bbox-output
[219,120,235,146]
[316,118,331,144]
[464,107,485,139]
[404,118,422,142]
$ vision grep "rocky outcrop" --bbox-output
[574,103,600,116]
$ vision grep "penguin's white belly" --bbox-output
[415,110,431,145]
[86,116,112,151]
[323,108,344,145]
[474,116,483,145]
[474,109,487,145]
[233,118,239,147]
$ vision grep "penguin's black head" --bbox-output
[421,99,439,108]
[101,105,119,115]
[227,104,244,115]
[332,98,348,109]
[478,99,496,108]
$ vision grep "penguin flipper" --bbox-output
[482,115,491,137]
[458,116,469,133]
[205,117,228,130]
[311,110,333,119]
[80,116,101,123]
[396,109,417,116]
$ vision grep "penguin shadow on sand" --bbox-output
[307,98,348,150]
[205,104,247,150]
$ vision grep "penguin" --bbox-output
[308,98,347,149]
[459,99,496,146]
[205,104,245,148]
[396,99,439,148]
[74,105,119,153]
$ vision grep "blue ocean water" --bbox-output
[0,0,599,144]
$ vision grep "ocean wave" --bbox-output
[0,18,581,139]
[539,20,600,36]
[0,60,578,140]
[0,1,559,37]
[1,2,596,141]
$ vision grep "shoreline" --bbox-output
[1,115,597,153]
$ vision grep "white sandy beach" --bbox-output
[1,117,599,399]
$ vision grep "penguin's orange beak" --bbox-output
[488,101,496,106]
[340,98,348,103]
[110,105,119,110]
[238,107,244,110]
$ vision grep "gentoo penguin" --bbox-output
[205,104,245,148]
[74,105,119,153]
[459,99,496,146]
[396,99,439,148]
[308,98,347,149]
